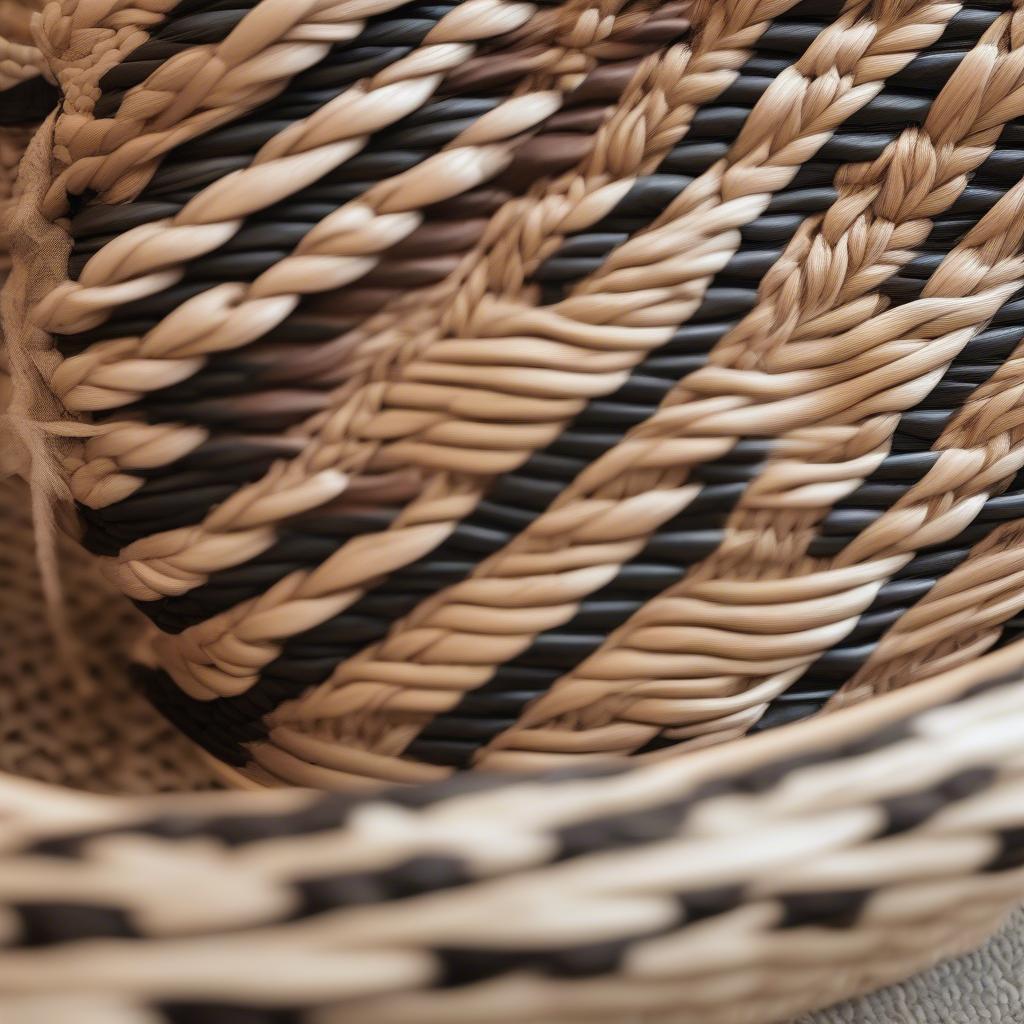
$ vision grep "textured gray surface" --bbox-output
[795,906,1024,1023]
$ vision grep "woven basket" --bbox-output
[4,0,1024,1019]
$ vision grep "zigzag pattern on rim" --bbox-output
[2,647,1024,1022]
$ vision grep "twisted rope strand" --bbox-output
[254,0,966,774]
[48,0,652,416]
[480,128,1024,768]
[830,316,1024,703]
[61,0,712,516]
[832,517,1024,703]
[43,0,412,213]
[33,0,538,336]
[59,0,674,524]
[36,0,181,136]
[120,0,806,704]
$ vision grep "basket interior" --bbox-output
[0,478,219,794]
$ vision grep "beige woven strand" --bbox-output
[832,515,1024,703]
[93,0,841,705]
[238,0,968,782]
[42,0,411,211]
[478,138,1024,768]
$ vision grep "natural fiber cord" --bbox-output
[4,0,1024,1020]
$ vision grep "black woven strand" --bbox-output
[131,0,996,763]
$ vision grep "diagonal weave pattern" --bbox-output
[14,0,1024,793]
[7,2,1024,1019]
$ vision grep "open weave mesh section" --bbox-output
[0,477,218,792]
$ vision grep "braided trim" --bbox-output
[97,0,801,707]
[0,649,1021,1020]
[476,104,1024,766]
[253,0,963,774]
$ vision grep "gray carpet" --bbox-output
[795,907,1024,1023]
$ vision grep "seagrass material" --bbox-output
[6,0,1024,1019]
[26,0,1024,786]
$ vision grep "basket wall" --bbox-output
[15,0,1024,789]
[2,0,1024,1020]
